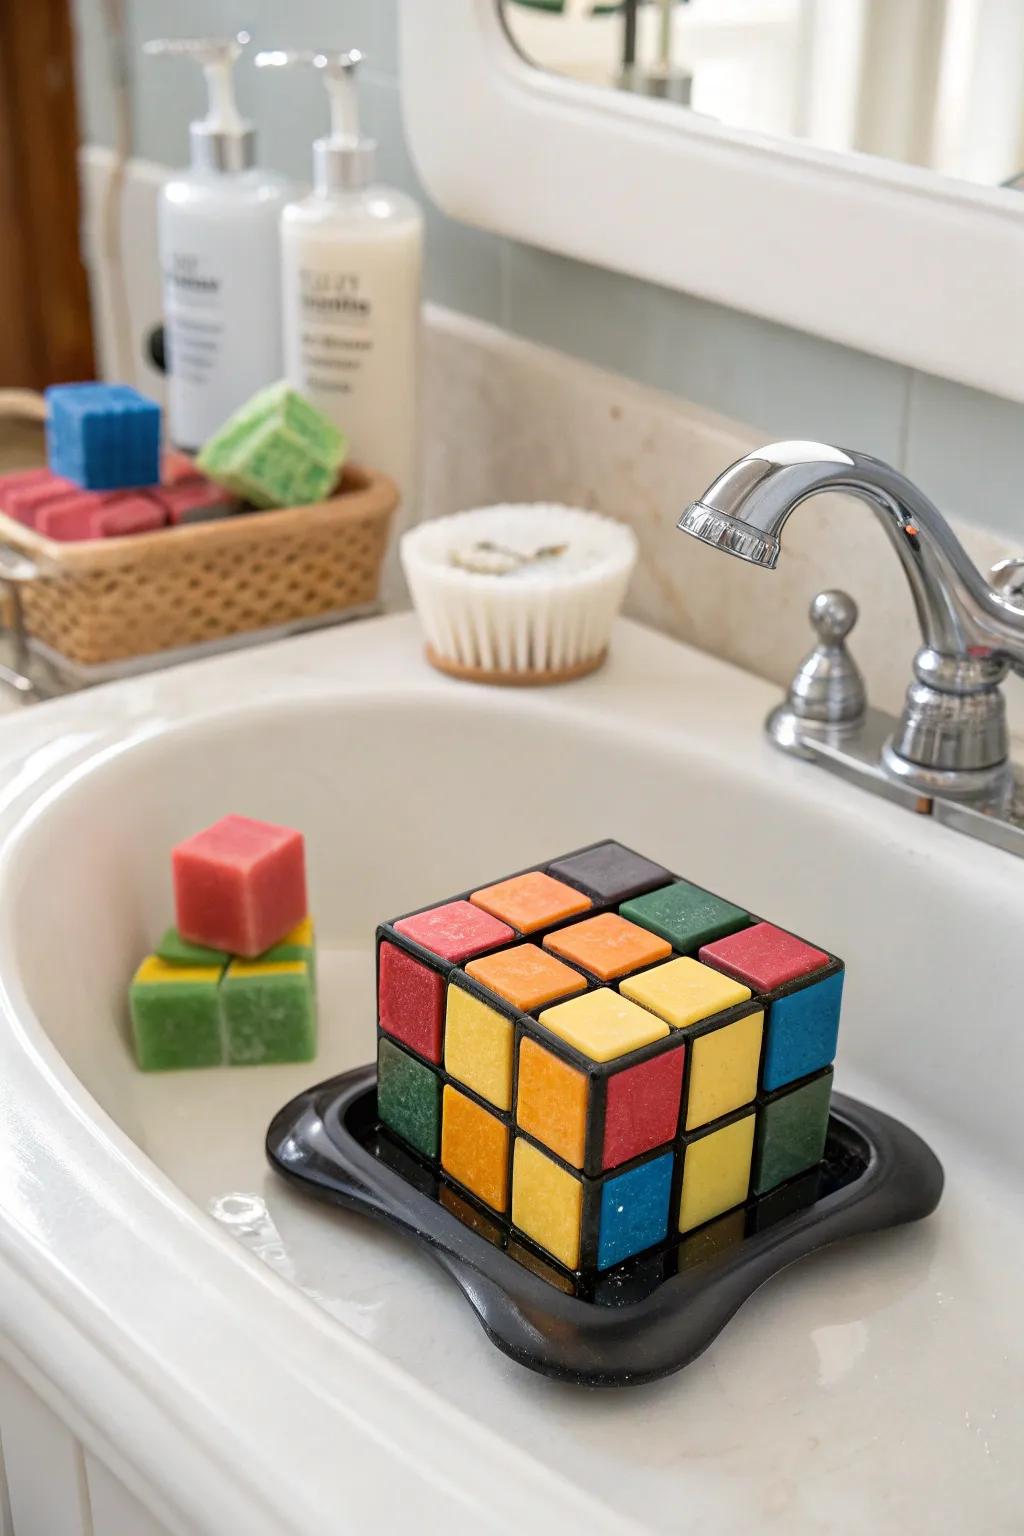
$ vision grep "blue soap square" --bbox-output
[762,968,844,1092]
[596,1151,673,1271]
[46,383,161,490]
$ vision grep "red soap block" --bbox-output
[378,941,444,1063]
[6,476,76,527]
[172,815,307,957]
[0,468,52,508]
[90,495,166,538]
[156,477,235,525]
[394,899,514,963]
[36,492,105,541]
[699,922,829,992]
[603,1045,685,1170]
[162,450,197,486]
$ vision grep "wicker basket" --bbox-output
[0,463,397,669]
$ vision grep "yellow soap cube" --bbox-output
[678,1110,755,1234]
[512,1137,584,1270]
[538,986,668,1062]
[444,983,514,1111]
[686,1009,763,1130]
[621,955,750,1029]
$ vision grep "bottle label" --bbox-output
[163,253,224,388]
[295,268,373,397]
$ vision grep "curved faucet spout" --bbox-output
[678,440,1024,672]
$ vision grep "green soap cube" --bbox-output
[129,955,223,1071]
[197,382,347,509]
[155,926,229,969]
[257,916,316,989]
[620,879,750,954]
[377,1037,441,1159]
[221,959,317,1066]
[752,1069,833,1196]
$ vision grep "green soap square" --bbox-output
[221,962,317,1066]
[752,1071,833,1196]
[377,1037,441,1160]
[620,880,750,954]
[130,975,222,1072]
[260,940,316,990]
[197,383,347,509]
[155,927,229,968]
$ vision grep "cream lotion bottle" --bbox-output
[144,35,289,450]
[256,49,423,569]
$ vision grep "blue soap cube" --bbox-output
[596,1150,674,1270]
[45,383,161,491]
[761,968,844,1092]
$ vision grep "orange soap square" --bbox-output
[517,1034,589,1168]
[466,944,587,1012]
[441,1085,510,1212]
[544,913,672,981]
[470,871,591,934]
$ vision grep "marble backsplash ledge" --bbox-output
[422,304,1023,749]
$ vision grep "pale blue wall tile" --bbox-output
[502,241,911,463]
[904,373,1024,542]
[365,77,504,322]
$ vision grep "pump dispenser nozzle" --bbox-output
[144,33,256,173]
[255,48,375,193]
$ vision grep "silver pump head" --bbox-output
[144,33,256,173]
[255,48,375,193]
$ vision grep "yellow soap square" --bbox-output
[685,1010,764,1130]
[133,955,222,986]
[444,984,514,1111]
[512,1137,583,1270]
[516,1034,589,1168]
[621,955,751,1030]
[678,1112,755,1234]
[538,987,668,1063]
[225,959,308,979]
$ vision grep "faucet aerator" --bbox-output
[676,501,780,570]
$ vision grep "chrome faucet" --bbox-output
[678,441,1024,853]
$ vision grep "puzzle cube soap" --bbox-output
[373,840,844,1278]
[45,383,161,490]
[129,956,223,1071]
[197,382,347,510]
[173,815,307,957]
[700,922,842,1091]
[220,959,316,1065]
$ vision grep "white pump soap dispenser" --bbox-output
[144,33,289,450]
[255,49,423,529]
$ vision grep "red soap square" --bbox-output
[156,478,235,525]
[0,468,52,507]
[6,477,76,527]
[699,922,828,992]
[378,941,444,1063]
[602,1045,686,1170]
[394,900,514,963]
[161,450,197,486]
[90,495,165,538]
[172,814,307,957]
[37,493,104,541]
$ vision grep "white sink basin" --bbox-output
[0,614,1020,1535]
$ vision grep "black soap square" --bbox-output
[547,841,674,904]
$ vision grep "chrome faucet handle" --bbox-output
[767,589,866,755]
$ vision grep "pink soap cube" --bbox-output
[6,477,76,527]
[173,815,307,957]
[90,495,166,538]
[36,493,105,541]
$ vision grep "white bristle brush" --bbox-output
[400,504,637,684]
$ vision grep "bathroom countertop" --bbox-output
[0,613,1020,1536]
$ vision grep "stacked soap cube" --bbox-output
[129,816,317,1071]
[375,840,843,1276]
[0,384,234,542]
